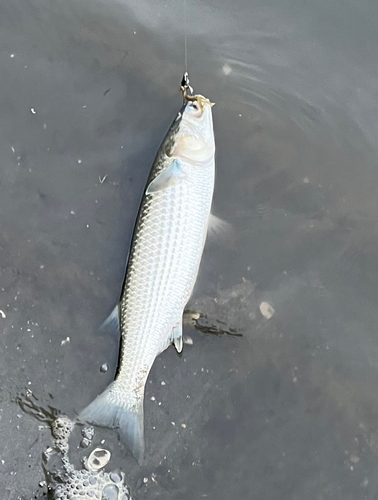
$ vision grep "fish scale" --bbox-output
[80,89,215,463]
[120,169,213,381]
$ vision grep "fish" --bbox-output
[79,74,216,464]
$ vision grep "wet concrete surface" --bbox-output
[1,0,378,499]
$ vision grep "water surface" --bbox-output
[1,0,378,498]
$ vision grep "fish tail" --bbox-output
[79,383,144,464]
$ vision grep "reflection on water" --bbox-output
[1,0,378,499]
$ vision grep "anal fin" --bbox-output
[171,322,183,353]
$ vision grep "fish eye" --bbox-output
[190,101,198,110]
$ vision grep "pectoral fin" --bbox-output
[171,322,183,353]
[146,159,185,194]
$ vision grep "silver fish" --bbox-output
[80,76,216,464]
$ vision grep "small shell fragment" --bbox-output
[80,437,91,448]
[87,448,111,471]
[259,302,275,319]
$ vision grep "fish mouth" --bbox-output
[180,72,214,110]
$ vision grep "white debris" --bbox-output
[181,423,187,429]
[99,175,107,184]
[259,301,275,319]
[222,63,232,75]
[303,177,310,183]
[350,454,360,464]
[184,336,193,345]
[0,310,6,319]
[30,108,36,114]
[150,396,156,401]
[61,337,70,346]
[143,477,148,484]
[87,448,111,471]
[161,381,166,386]
[77,159,82,164]
[10,54,15,58]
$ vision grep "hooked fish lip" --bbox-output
[183,93,214,111]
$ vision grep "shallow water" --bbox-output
[1,0,378,498]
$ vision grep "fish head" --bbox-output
[173,95,215,163]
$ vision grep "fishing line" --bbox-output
[184,0,188,73]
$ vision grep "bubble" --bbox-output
[56,441,69,455]
[52,416,73,440]
[110,472,121,483]
[100,363,109,373]
[102,483,119,500]
[43,418,133,500]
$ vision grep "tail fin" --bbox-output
[79,383,144,464]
